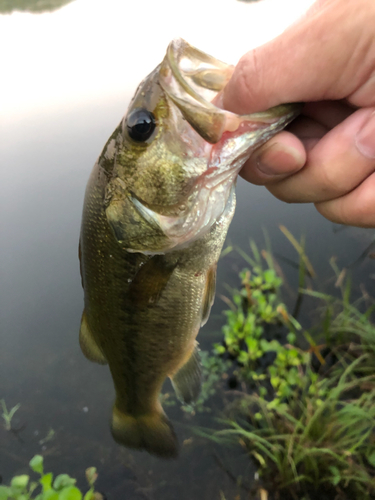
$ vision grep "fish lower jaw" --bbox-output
[128,175,237,255]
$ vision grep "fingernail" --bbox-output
[356,111,375,159]
[255,143,303,176]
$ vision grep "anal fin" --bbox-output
[201,264,217,326]
[79,311,107,365]
[171,343,201,405]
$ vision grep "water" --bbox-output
[1,1,375,498]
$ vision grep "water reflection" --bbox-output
[1,1,375,499]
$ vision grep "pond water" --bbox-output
[1,1,375,498]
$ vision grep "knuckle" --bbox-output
[234,50,263,111]
[319,163,345,196]
[266,183,296,203]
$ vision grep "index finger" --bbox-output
[222,0,374,114]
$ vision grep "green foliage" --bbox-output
[1,399,20,431]
[214,247,321,411]
[201,232,375,499]
[214,367,375,498]
[0,456,100,500]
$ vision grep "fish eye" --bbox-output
[126,108,156,142]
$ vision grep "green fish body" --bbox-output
[79,39,300,458]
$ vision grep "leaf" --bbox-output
[7,404,21,421]
[286,332,296,344]
[329,466,341,486]
[85,468,97,488]
[10,476,29,489]
[220,245,233,258]
[252,451,266,467]
[58,486,82,500]
[0,485,10,500]
[270,376,280,389]
[43,491,59,500]
[367,450,375,467]
[83,489,94,500]
[53,475,76,491]
[40,473,53,492]
[279,225,316,278]
[30,455,44,475]
[214,344,226,355]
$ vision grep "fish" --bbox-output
[79,38,301,458]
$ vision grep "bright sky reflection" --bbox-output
[1,0,314,121]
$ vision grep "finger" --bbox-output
[315,172,375,227]
[240,131,306,185]
[303,100,354,129]
[222,0,375,114]
[266,107,375,203]
[287,115,328,140]
[240,117,327,185]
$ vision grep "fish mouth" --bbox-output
[159,38,302,144]
[123,39,302,254]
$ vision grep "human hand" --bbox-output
[222,0,375,227]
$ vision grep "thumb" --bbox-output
[222,0,374,114]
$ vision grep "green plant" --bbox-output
[1,399,20,431]
[209,365,375,498]
[199,230,375,499]
[0,456,101,500]
[214,241,321,412]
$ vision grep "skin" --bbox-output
[220,0,375,227]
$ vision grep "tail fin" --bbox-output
[111,405,179,459]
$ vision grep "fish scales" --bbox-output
[79,38,301,458]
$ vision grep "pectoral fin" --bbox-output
[201,264,217,326]
[79,311,107,365]
[129,255,177,307]
[171,343,201,405]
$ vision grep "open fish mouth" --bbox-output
[124,39,301,252]
[159,38,302,145]
[108,39,302,254]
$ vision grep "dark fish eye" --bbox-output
[126,108,156,142]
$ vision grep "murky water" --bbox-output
[1,1,375,498]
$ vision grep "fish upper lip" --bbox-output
[159,38,302,144]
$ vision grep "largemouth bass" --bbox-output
[79,38,300,458]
